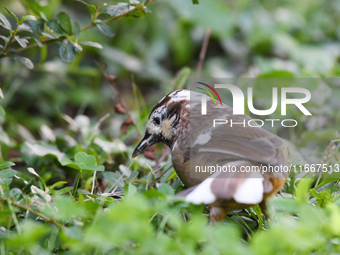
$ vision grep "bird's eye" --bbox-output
[153,117,161,126]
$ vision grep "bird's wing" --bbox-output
[189,100,287,169]
[176,96,288,205]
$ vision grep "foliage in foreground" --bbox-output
[0,91,339,254]
[2,167,340,254]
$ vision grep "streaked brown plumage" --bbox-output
[132,89,288,222]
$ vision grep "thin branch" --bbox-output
[91,171,97,195]
[154,147,170,170]
[95,61,143,137]
[15,37,62,54]
[1,23,19,56]
[195,28,212,80]
[86,112,110,151]
[0,0,157,59]
[156,164,173,181]
[0,195,65,229]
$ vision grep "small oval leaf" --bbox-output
[14,56,34,69]
[21,15,37,22]
[17,23,33,33]
[75,152,96,169]
[5,7,18,22]
[95,22,115,37]
[0,13,12,30]
[73,43,83,53]
[80,41,103,49]
[0,161,15,170]
[106,3,131,17]
[158,183,174,196]
[59,39,76,62]
[14,36,28,48]
[47,19,64,34]
[76,0,97,17]
[57,12,73,35]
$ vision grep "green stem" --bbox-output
[1,23,19,57]
[0,195,65,229]
[0,0,157,59]
[73,171,81,197]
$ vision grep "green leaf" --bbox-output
[41,32,59,39]
[8,188,23,200]
[125,183,137,197]
[20,142,65,165]
[6,221,51,249]
[49,181,68,190]
[0,35,9,44]
[0,161,15,170]
[5,7,18,22]
[59,39,76,62]
[60,158,80,170]
[295,178,313,204]
[103,172,124,188]
[73,22,80,41]
[0,105,5,118]
[17,23,33,33]
[53,186,73,195]
[14,36,28,48]
[0,13,12,30]
[158,183,174,196]
[0,169,17,185]
[75,152,96,169]
[165,170,177,182]
[128,171,138,181]
[327,203,340,236]
[269,197,300,214]
[63,226,82,240]
[76,0,97,18]
[106,3,131,17]
[20,15,37,22]
[32,37,43,47]
[46,19,64,34]
[57,12,72,35]
[192,0,199,4]
[14,56,34,69]
[80,41,103,49]
[88,165,105,172]
[39,12,47,22]
[310,189,334,207]
[73,43,83,53]
[94,21,115,37]
[26,20,44,34]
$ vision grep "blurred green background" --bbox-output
[1,0,340,138]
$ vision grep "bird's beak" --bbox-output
[132,133,159,158]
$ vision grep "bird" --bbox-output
[132,89,288,222]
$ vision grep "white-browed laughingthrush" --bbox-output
[132,89,288,222]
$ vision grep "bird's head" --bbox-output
[132,89,190,158]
